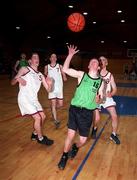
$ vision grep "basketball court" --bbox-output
[0,1,137,179]
[0,74,137,180]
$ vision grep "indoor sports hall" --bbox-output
[0,1,137,179]
[0,55,137,179]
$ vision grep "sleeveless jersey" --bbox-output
[18,66,42,100]
[98,72,116,107]
[101,72,112,94]
[19,59,29,68]
[47,63,63,92]
[71,73,102,110]
[18,66,43,115]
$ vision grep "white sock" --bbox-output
[112,132,116,136]
[33,132,37,135]
[38,136,44,141]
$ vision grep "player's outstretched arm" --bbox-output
[59,65,67,81]
[62,45,82,78]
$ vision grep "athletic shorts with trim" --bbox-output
[67,105,93,137]
[18,96,43,116]
[48,89,63,99]
[98,97,116,109]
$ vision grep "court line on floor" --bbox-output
[72,116,111,180]
[0,106,69,123]
[0,114,22,123]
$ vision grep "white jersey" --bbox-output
[101,72,112,94]
[98,71,116,108]
[47,63,63,99]
[18,66,43,115]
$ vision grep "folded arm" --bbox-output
[11,67,28,86]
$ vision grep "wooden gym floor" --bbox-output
[0,75,137,180]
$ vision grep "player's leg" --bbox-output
[39,111,54,145]
[69,108,93,159]
[51,98,60,128]
[106,106,120,144]
[31,112,45,140]
[58,129,76,170]
[91,109,100,139]
[55,99,63,126]
[58,105,77,169]
[32,113,43,139]
[50,99,57,120]
[32,113,54,145]
[39,111,46,126]
[69,135,87,160]
[57,98,63,108]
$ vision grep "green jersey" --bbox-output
[71,73,102,110]
[19,59,29,68]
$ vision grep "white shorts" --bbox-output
[18,96,43,116]
[98,97,116,109]
[48,89,63,99]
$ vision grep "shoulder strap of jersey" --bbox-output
[108,72,112,80]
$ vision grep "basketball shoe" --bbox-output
[58,153,68,170]
[110,133,120,145]
[31,132,38,141]
[54,120,60,129]
[37,136,54,146]
[91,127,97,139]
[68,143,79,159]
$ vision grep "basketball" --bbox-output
[67,13,85,32]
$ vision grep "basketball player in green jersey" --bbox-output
[14,53,29,73]
[58,45,104,170]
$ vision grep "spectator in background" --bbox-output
[14,53,29,73]
[123,64,129,80]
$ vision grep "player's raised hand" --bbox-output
[67,45,79,55]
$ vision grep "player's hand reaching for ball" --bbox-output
[67,45,79,56]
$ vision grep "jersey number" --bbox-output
[93,82,99,89]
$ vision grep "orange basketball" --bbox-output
[67,13,85,32]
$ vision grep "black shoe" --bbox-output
[110,133,120,145]
[58,154,68,170]
[37,136,54,146]
[68,143,79,159]
[54,120,60,129]
[31,133,38,141]
[91,127,97,139]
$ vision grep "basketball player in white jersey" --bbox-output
[11,53,54,146]
[44,53,67,128]
[91,56,120,144]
